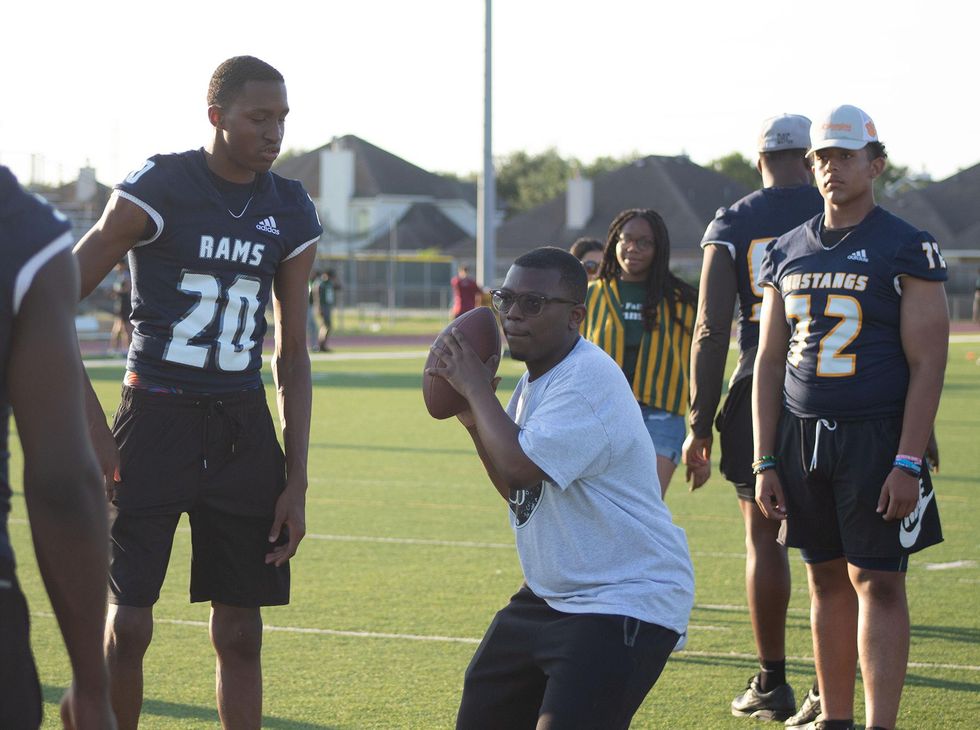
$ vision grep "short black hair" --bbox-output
[208,56,284,107]
[866,141,888,161]
[569,237,604,261]
[513,247,588,303]
[761,148,808,164]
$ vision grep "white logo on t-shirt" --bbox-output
[509,483,543,526]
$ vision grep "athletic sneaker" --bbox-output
[790,722,852,730]
[731,674,797,721]
[785,688,822,726]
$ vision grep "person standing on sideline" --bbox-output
[109,260,134,355]
[682,114,824,724]
[316,268,341,352]
[754,105,947,730]
[0,166,115,729]
[569,236,604,281]
[972,267,980,327]
[306,272,319,350]
[72,56,322,730]
[585,209,698,495]
[451,263,483,318]
[429,247,693,730]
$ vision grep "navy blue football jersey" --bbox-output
[0,166,74,564]
[115,150,322,392]
[701,185,823,355]
[759,206,948,419]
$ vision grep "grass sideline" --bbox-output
[6,340,980,728]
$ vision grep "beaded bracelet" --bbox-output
[752,456,777,475]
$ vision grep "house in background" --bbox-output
[31,166,112,242]
[886,161,980,318]
[445,155,752,281]
[274,134,479,254]
[274,135,484,308]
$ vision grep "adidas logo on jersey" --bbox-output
[846,249,869,263]
[256,216,280,235]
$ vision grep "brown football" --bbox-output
[423,306,501,419]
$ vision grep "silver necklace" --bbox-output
[228,194,254,219]
[820,225,856,251]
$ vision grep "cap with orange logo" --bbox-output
[808,105,879,154]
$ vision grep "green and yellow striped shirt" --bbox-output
[584,279,696,415]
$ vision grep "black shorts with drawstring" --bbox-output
[108,386,289,608]
[456,584,679,730]
[775,411,942,559]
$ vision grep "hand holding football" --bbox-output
[423,307,501,419]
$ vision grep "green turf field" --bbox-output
[7,339,980,728]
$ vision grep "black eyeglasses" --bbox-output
[617,235,655,251]
[582,260,600,274]
[490,290,581,317]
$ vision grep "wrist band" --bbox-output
[896,454,923,466]
[893,458,922,477]
[752,456,777,475]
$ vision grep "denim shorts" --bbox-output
[640,406,685,465]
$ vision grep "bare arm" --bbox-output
[72,194,150,496]
[8,250,114,727]
[73,193,148,299]
[683,244,737,488]
[428,331,546,499]
[877,277,949,520]
[266,243,317,566]
[752,286,790,520]
[688,244,737,439]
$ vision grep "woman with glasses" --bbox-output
[584,209,697,495]
[569,237,604,281]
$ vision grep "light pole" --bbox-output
[476,0,495,290]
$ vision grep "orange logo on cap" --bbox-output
[824,123,852,131]
[865,120,877,137]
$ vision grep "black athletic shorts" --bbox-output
[109,386,290,608]
[775,412,943,559]
[715,374,754,499]
[456,584,679,730]
[0,560,42,730]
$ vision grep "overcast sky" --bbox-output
[3,0,975,187]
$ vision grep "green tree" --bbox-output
[495,148,572,216]
[494,149,643,217]
[708,152,760,189]
[875,162,931,198]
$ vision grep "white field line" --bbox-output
[28,611,980,672]
[13,519,978,568]
[80,333,980,370]
[83,350,430,369]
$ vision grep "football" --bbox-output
[423,306,501,419]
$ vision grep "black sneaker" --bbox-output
[785,688,822,727]
[731,674,797,721]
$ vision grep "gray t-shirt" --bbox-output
[505,337,694,634]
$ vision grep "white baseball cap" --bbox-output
[809,105,879,153]
[758,114,811,152]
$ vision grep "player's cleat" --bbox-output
[731,674,796,721]
[784,688,822,727]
